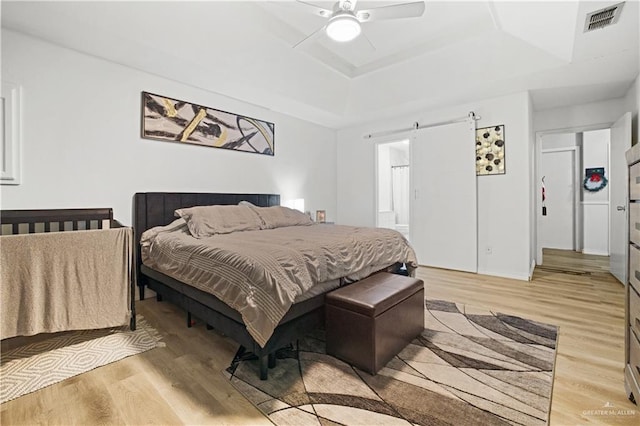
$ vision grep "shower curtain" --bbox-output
[391,165,410,225]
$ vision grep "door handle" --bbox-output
[617,205,626,211]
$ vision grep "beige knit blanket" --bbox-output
[1,228,132,339]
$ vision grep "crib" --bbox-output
[0,208,135,339]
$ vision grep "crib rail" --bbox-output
[0,208,114,235]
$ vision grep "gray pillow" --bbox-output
[175,205,262,238]
[240,202,313,229]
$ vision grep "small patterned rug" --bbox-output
[225,300,558,426]
[0,316,163,404]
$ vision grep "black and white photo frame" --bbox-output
[476,125,505,176]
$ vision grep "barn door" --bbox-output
[410,119,477,272]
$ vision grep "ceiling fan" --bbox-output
[294,0,426,46]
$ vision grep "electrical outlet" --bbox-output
[485,246,492,255]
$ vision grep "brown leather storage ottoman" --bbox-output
[325,272,424,375]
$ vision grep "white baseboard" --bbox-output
[582,250,609,256]
[476,268,530,281]
[529,259,536,281]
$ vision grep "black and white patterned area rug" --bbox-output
[0,316,163,404]
[225,300,558,426]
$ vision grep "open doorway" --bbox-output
[536,129,611,273]
[376,139,410,240]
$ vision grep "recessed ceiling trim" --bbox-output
[584,2,625,32]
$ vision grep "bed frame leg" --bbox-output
[235,346,247,359]
[156,293,163,302]
[139,285,145,301]
[187,311,192,328]
[260,355,269,380]
[268,352,276,369]
[206,323,213,330]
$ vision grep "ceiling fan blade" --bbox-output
[356,1,425,22]
[292,23,327,49]
[296,0,333,18]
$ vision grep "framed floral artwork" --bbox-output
[476,125,505,175]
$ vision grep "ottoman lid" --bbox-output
[326,272,424,317]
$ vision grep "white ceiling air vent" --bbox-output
[584,2,625,32]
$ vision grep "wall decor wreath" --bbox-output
[583,167,608,192]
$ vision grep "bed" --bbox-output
[0,208,136,339]
[134,192,417,379]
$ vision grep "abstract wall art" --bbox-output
[476,125,505,175]
[141,92,275,156]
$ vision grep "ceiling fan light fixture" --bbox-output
[326,13,361,42]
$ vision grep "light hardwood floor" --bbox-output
[1,249,638,425]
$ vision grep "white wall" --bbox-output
[534,97,629,133]
[389,144,409,166]
[338,91,532,280]
[623,74,640,146]
[541,133,577,150]
[575,132,584,252]
[582,129,610,255]
[377,144,392,213]
[0,30,337,224]
[528,93,536,277]
[583,130,610,201]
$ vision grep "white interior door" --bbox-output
[410,120,477,272]
[540,150,575,250]
[610,112,631,284]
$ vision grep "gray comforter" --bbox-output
[141,220,417,347]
